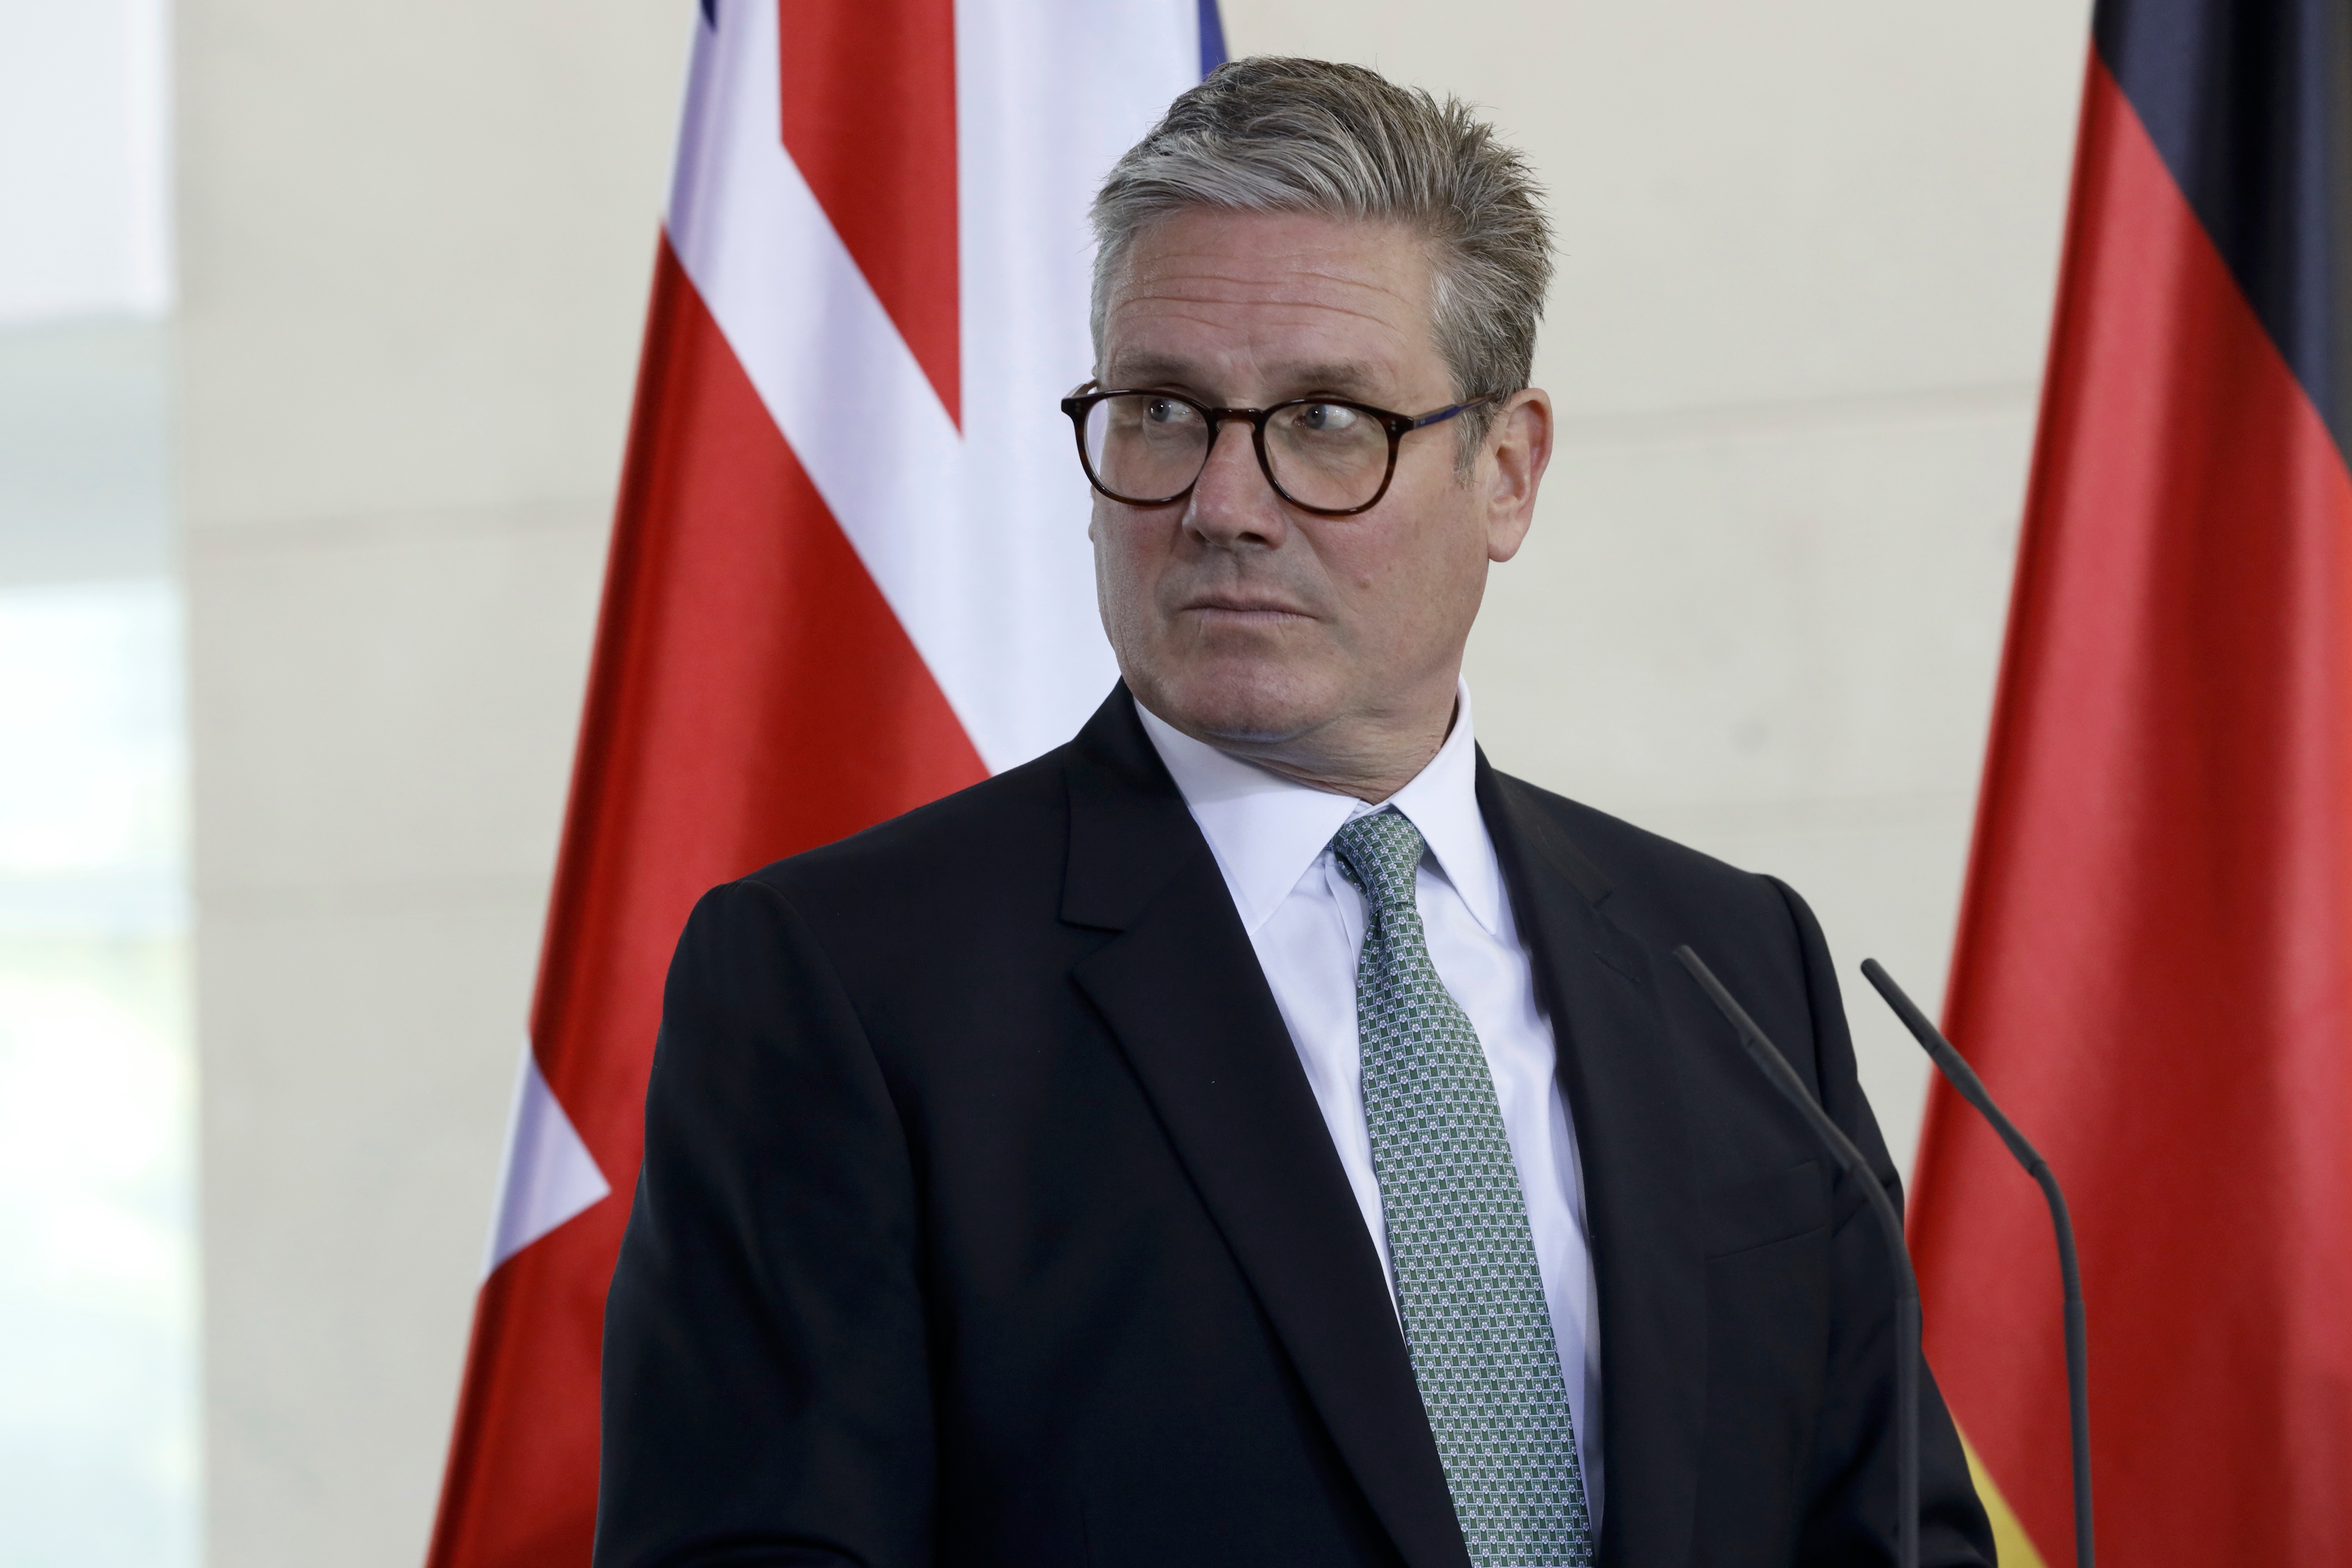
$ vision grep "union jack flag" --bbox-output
[426,5,1220,1561]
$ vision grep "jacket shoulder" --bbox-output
[736,743,1072,916]
[1484,767,1803,947]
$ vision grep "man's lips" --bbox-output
[1178,595,1314,620]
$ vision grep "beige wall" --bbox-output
[182,4,2087,1564]
[180,2,692,1563]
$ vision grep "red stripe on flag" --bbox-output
[1911,54,2352,1568]
[778,0,960,424]
[426,235,986,1568]
[426,1211,625,1568]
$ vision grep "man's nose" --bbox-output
[1185,418,1286,545]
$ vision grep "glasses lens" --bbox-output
[1083,394,1209,504]
[1263,401,1392,511]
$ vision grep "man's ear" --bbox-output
[1483,388,1554,564]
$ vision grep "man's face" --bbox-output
[1089,207,1548,763]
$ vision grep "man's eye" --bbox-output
[1144,399,1191,425]
[1297,402,1357,432]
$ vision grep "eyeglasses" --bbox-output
[1060,385,1509,518]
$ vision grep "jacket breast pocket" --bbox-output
[1703,1158,1828,1259]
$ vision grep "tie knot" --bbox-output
[1331,810,1428,910]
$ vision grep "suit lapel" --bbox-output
[1477,757,1706,1568]
[1063,690,1474,1568]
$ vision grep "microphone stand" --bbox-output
[1673,947,1918,1568]
[1861,959,2093,1568]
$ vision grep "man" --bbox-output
[597,58,1993,1568]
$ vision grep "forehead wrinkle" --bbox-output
[1106,282,1424,348]
[1103,312,1428,402]
[1115,259,1421,316]
[1109,286,1412,337]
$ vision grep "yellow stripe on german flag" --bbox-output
[1960,1430,2048,1568]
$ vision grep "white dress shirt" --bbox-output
[1138,683,1603,1525]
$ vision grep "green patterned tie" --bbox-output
[1332,810,1594,1568]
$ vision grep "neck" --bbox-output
[1192,692,1460,804]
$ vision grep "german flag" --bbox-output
[1909,2,2352,1565]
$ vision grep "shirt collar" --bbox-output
[1136,680,1506,940]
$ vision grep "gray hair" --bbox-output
[1089,57,1553,456]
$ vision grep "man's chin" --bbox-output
[1134,665,1335,749]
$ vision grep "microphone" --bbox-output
[1861,958,2093,1568]
[1672,946,1919,1568]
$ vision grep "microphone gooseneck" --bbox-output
[1672,946,1919,1568]
[1862,957,2094,1568]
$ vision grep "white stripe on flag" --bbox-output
[483,1045,611,1277]
[668,0,1201,775]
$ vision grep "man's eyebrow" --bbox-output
[1281,362,1387,399]
[1103,353,1203,388]
[1100,357,1392,400]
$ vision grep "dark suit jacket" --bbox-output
[596,687,1994,1568]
